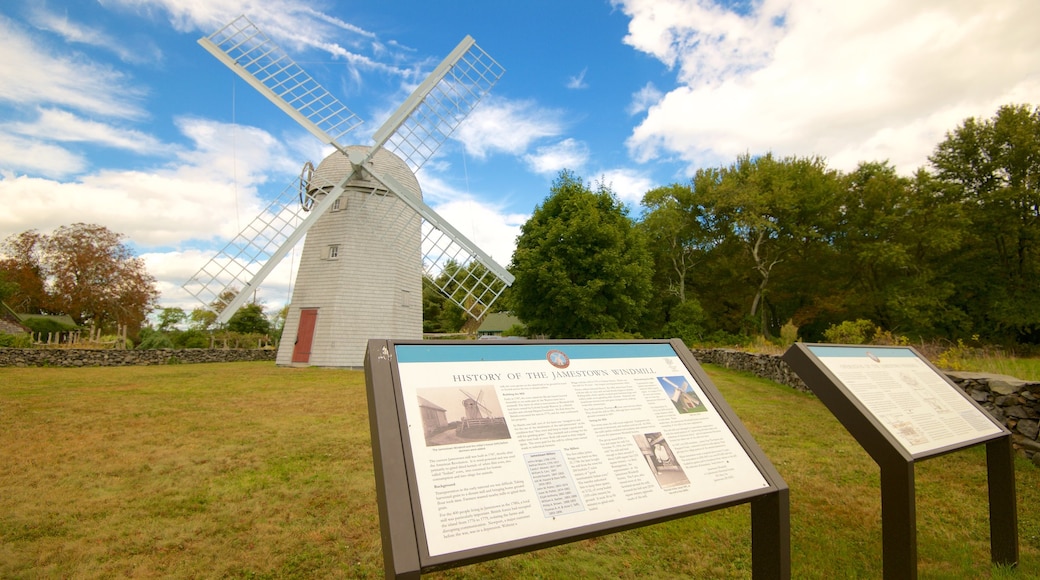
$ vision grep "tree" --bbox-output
[690,154,840,337]
[226,302,270,335]
[829,162,967,338]
[41,223,159,331]
[929,104,1040,341]
[0,230,48,313]
[510,170,653,338]
[640,183,721,338]
[0,270,18,304]
[156,307,187,332]
[189,307,217,331]
[2,224,159,331]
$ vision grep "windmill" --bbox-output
[182,15,514,367]
[459,388,496,420]
[456,388,507,437]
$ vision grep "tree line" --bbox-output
[4,104,1037,349]
[502,104,1040,347]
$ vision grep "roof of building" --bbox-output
[0,302,30,334]
[477,312,521,334]
[417,396,447,412]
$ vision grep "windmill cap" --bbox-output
[306,146,421,199]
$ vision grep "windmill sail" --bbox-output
[197,15,362,151]
[184,15,512,324]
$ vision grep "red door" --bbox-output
[292,309,318,363]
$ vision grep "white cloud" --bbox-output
[455,97,566,158]
[567,67,589,90]
[6,107,166,153]
[592,169,654,205]
[628,82,664,115]
[523,138,590,175]
[28,5,161,64]
[617,0,1040,174]
[0,138,87,178]
[0,15,147,119]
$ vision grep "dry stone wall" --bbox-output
[0,348,275,367]
[690,348,1040,466]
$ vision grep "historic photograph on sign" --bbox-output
[657,375,707,414]
[417,386,511,447]
[633,432,690,489]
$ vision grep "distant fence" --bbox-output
[691,348,1040,465]
[0,348,275,367]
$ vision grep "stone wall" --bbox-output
[0,348,276,367]
[691,348,1040,466]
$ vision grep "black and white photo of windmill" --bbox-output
[417,386,510,446]
[182,15,514,368]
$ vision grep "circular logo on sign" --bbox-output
[546,349,570,369]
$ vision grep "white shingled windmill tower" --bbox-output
[183,16,514,367]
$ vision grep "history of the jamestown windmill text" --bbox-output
[396,352,770,558]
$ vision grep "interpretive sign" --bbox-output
[783,343,1017,579]
[797,345,1004,457]
[366,339,789,578]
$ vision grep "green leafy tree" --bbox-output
[226,302,270,335]
[692,154,840,338]
[829,163,967,338]
[929,104,1040,341]
[510,170,653,338]
[189,307,217,331]
[156,307,187,332]
[0,270,18,304]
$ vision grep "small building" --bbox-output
[417,396,449,434]
[476,312,522,337]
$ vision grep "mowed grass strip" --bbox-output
[1,362,1037,578]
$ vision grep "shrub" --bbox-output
[0,333,32,348]
[823,319,877,344]
[136,328,174,349]
[662,300,707,345]
[502,324,528,338]
[778,319,800,348]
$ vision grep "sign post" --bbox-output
[366,339,789,578]
[783,343,1018,579]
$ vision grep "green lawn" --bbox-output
[1,362,1036,578]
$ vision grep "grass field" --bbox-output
[1,362,1037,578]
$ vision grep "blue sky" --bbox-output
[1,0,1038,313]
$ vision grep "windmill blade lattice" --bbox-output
[371,36,504,175]
[182,167,344,312]
[198,15,363,151]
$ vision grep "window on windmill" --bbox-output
[327,245,339,259]
[331,198,342,212]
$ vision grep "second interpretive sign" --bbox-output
[366,339,788,577]
[797,345,1004,457]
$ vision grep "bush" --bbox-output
[778,320,800,348]
[502,324,528,338]
[823,319,877,344]
[0,333,32,348]
[661,300,707,345]
[136,328,174,349]
[172,329,211,349]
